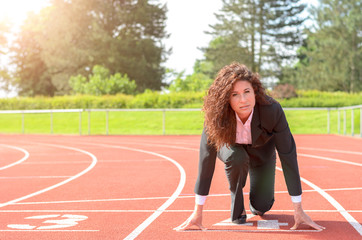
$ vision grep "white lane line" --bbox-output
[83,143,186,240]
[0,144,29,170]
[0,143,97,208]
[276,166,362,236]
[80,141,361,236]
[0,230,99,232]
[22,161,91,165]
[0,176,71,179]
[12,196,172,205]
[298,153,362,167]
[78,140,198,152]
[84,141,362,167]
[182,229,320,233]
[299,147,362,155]
[10,186,362,205]
[1,209,361,213]
[22,159,164,165]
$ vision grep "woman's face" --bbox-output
[229,80,256,123]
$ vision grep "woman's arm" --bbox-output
[272,103,324,230]
[194,128,217,196]
[175,128,216,231]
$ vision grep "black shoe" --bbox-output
[249,203,264,216]
[232,214,247,224]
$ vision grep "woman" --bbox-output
[174,63,324,231]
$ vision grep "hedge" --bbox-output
[0,90,360,110]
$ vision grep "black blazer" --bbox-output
[194,100,302,197]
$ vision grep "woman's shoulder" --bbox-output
[256,97,285,125]
[258,96,283,112]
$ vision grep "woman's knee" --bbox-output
[250,196,274,213]
[218,145,249,167]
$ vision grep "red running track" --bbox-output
[0,134,361,240]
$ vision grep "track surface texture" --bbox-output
[0,134,361,240]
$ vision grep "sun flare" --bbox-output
[0,0,49,25]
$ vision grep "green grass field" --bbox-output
[0,109,360,136]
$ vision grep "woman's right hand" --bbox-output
[173,204,207,231]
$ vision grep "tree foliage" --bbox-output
[168,72,213,92]
[168,62,213,92]
[10,13,56,96]
[0,20,10,92]
[9,0,168,96]
[199,0,306,79]
[69,65,137,95]
[285,0,362,92]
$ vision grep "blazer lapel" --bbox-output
[251,104,263,147]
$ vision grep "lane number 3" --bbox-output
[8,214,88,230]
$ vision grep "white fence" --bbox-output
[0,105,361,137]
[283,105,362,137]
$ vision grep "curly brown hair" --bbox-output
[203,62,271,150]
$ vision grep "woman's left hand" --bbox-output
[291,202,325,231]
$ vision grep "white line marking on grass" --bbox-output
[0,144,29,170]
[276,166,362,236]
[0,143,97,208]
[82,143,186,240]
[298,153,362,167]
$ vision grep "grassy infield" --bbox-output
[0,108,360,136]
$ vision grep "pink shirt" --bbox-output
[235,110,253,145]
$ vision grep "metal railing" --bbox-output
[0,105,361,137]
[283,105,362,137]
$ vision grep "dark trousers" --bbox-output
[218,144,275,221]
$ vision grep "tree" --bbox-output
[168,72,213,92]
[11,13,56,96]
[200,36,252,78]
[200,0,306,79]
[0,20,8,54]
[168,61,213,92]
[63,0,169,91]
[0,19,12,93]
[289,0,362,92]
[10,0,169,96]
[69,65,137,95]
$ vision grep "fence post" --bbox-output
[351,109,354,136]
[106,110,109,135]
[79,110,82,135]
[337,109,340,134]
[21,112,24,134]
[344,110,347,135]
[162,109,166,135]
[50,111,53,134]
[327,108,330,134]
[88,109,91,135]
